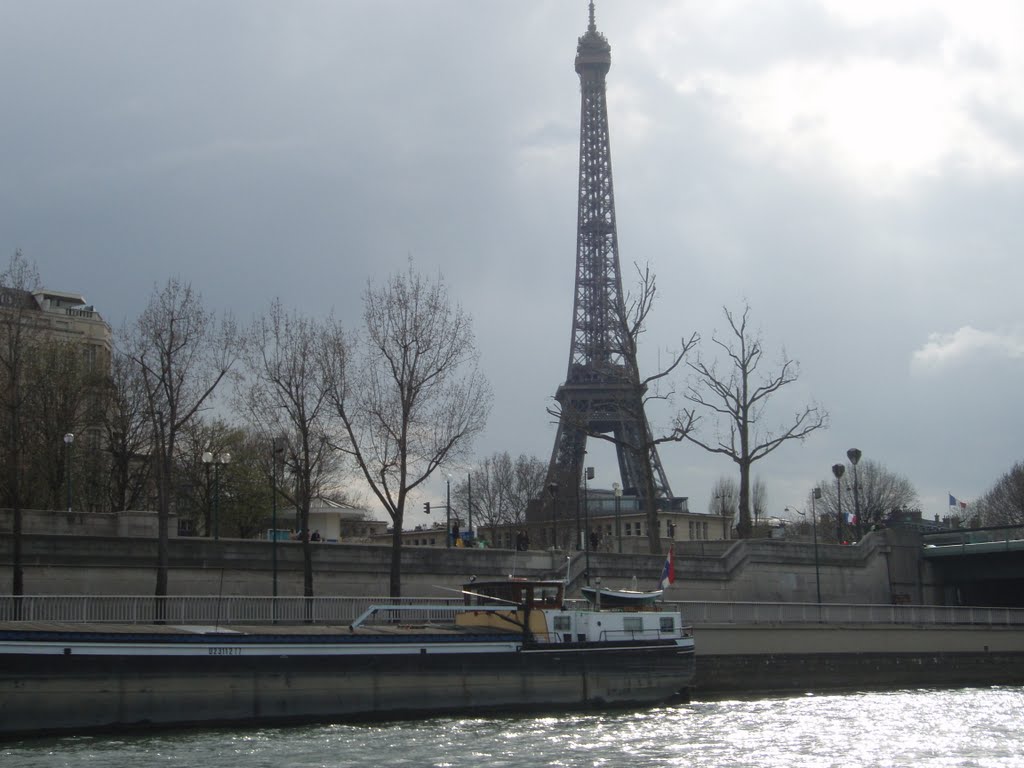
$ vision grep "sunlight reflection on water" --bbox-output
[3,687,1023,768]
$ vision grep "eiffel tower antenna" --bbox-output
[537,3,674,543]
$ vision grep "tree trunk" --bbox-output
[737,459,752,538]
[9,411,23,597]
[155,450,170,600]
[300,496,313,598]
[389,519,403,597]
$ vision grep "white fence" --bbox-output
[2,595,1024,627]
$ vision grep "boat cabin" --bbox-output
[462,579,564,609]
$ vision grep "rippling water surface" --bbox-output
[5,687,1024,768]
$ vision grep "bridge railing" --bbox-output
[922,524,1024,548]
[3,595,1024,628]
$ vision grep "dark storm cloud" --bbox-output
[1,0,1022,521]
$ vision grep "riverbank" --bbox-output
[692,622,1024,694]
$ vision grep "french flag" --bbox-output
[659,548,675,590]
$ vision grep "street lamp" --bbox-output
[202,451,231,540]
[584,467,594,584]
[574,463,583,552]
[612,482,622,554]
[446,474,452,548]
[847,448,862,539]
[63,433,74,513]
[467,472,473,542]
[832,463,845,543]
[547,482,559,550]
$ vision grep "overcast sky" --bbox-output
[3,1,1022,527]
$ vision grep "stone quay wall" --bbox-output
[692,623,1024,695]
[0,527,937,604]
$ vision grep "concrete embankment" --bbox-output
[692,623,1024,695]
[0,526,936,605]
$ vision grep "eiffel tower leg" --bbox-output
[544,405,586,551]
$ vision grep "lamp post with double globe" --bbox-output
[585,467,594,582]
[612,482,622,553]
[832,463,846,543]
[202,451,231,540]
[271,437,285,605]
[548,482,559,550]
[63,433,74,513]
[847,448,862,538]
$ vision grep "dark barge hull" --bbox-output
[0,627,695,736]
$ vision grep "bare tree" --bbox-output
[682,303,828,538]
[179,420,272,540]
[455,452,546,547]
[815,458,918,538]
[455,454,509,541]
[21,339,101,510]
[121,278,237,598]
[707,475,738,537]
[222,429,280,540]
[974,462,1024,527]
[508,454,547,532]
[236,299,339,596]
[751,476,768,530]
[103,351,154,513]
[0,250,41,598]
[854,459,917,529]
[176,416,237,537]
[707,476,738,515]
[322,265,491,596]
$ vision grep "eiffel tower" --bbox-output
[538,2,673,539]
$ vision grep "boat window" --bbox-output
[660,616,675,632]
[624,616,643,632]
[553,615,571,632]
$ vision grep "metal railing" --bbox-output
[3,595,1024,628]
[922,524,1024,548]
[0,595,461,625]
[673,600,1024,627]
[351,603,477,628]
[595,627,691,643]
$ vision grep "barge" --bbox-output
[0,579,694,736]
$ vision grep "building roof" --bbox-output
[285,496,376,522]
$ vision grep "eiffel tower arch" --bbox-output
[535,3,674,542]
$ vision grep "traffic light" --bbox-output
[424,501,431,514]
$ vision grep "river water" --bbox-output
[4,687,1023,768]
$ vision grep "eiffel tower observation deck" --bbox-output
[536,3,677,542]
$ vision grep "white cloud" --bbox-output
[911,326,1024,369]
[639,1,1024,193]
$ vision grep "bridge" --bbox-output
[922,525,1024,607]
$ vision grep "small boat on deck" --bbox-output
[0,578,695,737]
[580,585,664,608]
